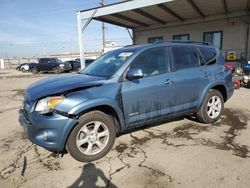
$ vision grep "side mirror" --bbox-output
[126,68,144,80]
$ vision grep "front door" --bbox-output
[121,46,175,126]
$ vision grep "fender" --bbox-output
[68,97,126,131]
[197,81,227,110]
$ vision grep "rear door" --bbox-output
[170,45,212,112]
[121,46,176,126]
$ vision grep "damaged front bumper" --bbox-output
[19,108,77,151]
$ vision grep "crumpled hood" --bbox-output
[25,73,106,101]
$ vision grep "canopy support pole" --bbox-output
[77,10,97,69]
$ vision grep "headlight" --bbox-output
[35,96,64,114]
[59,64,65,67]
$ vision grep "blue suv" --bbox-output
[19,41,234,162]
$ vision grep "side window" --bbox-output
[172,46,199,71]
[148,36,163,43]
[130,47,169,77]
[199,47,217,65]
[173,34,189,41]
[39,59,47,64]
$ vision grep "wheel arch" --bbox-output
[211,85,227,102]
[61,103,124,153]
[78,105,122,134]
[68,98,126,134]
[198,83,227,110]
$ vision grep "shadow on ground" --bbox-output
[68,163,117,188]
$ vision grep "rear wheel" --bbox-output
[31,68,39,74]
[66,111,116,162]
[196,89,224,124]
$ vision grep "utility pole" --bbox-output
[43,46,46,56]
[100,0,105,54]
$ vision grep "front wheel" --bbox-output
[196,89,224,124]
[66,111,116,162]
[54,67,62,74]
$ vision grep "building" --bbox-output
[77,0,250,66]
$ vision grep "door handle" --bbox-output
[164,79,173,85]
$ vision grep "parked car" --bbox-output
[65,60,81,71]
[31,58,71,74]
[71,58,95,71]
[16,63,29,72]
[16,62,37,72]
[19,41,234,162]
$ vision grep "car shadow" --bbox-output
[68,163,117,188]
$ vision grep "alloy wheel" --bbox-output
[76,121,109,155]
[206,96,222,119]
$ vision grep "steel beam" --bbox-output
[157,4,184,21]
[77,12,85,69]
[78,0,173,20]
[186,0,205,18]
[222,0,229,14]
[247,0,250,11]
[76,10,97,69]
[133,9,166,24]
[111,13,148,27]
[94,17,134,29]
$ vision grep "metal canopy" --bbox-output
[76,0,250,68]
[78,0,250,29]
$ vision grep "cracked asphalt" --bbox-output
[0,70,250,188]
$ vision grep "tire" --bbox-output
[66,111,116,162]
[196,89,224,124]
[54,67,61,74]
[31,68,39,74]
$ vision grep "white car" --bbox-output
[19,64,29,72]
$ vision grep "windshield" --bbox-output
[50,58,63,63]
[80,50,134,77]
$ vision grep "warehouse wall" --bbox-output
[134,18,249,60]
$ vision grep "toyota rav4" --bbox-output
[19,41,234,162]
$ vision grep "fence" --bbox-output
[1,58,38,69]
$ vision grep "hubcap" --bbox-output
[206,96,222,119]
[76,121,109,155]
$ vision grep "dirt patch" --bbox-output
[0,133,61,181]
[11,89,25,97]
[115,143,128,153]
[214,109,249,158]
[125,109,249,159]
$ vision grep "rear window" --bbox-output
[199,47,217,65]
[172,46,199,70]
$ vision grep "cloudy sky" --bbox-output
[0,0,132,58]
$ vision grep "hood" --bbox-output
[25,73,106,101]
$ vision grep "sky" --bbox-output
[0,0,132,58]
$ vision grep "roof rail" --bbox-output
[154,40,212,46]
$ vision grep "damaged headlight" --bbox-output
[35,96,64,114]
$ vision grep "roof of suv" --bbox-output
[121,41,216,52]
